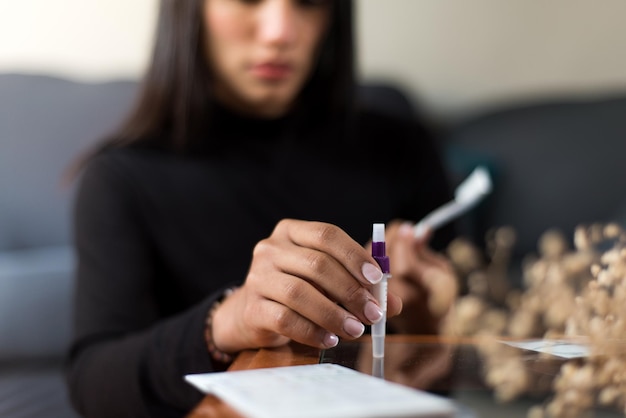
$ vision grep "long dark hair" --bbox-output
[97,0,355,155]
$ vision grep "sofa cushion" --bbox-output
[0,362,79,418]
[0,73,138,251]
[444,95,626,262]
[0,246,74,360]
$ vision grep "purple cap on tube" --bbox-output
[372,224,390,273]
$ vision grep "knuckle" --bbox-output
[343,281,369,305]
[320,306,341,327]
[272,307,293,334]
[275,218,294,235]
[252,239,272,258]
[305,252,329,275]
[313,223,338,246]
[343,246,359,263]
[283,280,307,303]
[275,218,289,231]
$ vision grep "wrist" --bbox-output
[204,287,238,364]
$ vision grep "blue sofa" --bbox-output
[0,73,137,417]
[443,94,626,266]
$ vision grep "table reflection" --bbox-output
[320,335,624,418]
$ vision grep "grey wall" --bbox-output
[3,1,626,121]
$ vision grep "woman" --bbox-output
[66,0,458,417]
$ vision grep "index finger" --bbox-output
[274,219,384,286]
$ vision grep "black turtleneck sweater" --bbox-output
[66,106,454,418]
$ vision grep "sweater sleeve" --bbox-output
[66,155,222,418]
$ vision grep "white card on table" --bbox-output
[185,363,456,418]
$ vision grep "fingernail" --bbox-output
[362,263,383,284]
[323,332,339,348]
[399,222,414,237]
[343,317,365,338]
[364,301,383,323]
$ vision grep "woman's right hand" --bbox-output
[210,219,403,354]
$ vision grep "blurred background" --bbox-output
[2,0,626,416]
[3,0,626,119]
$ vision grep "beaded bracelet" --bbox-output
[204,287,237,364]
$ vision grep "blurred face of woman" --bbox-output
[203,0,331,118]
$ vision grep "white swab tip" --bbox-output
[372,223,385,242]
[455,166,492,203]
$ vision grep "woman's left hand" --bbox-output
[375,221,458,334]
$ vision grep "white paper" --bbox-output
[185,363,456,418]
[500,339,590,359]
